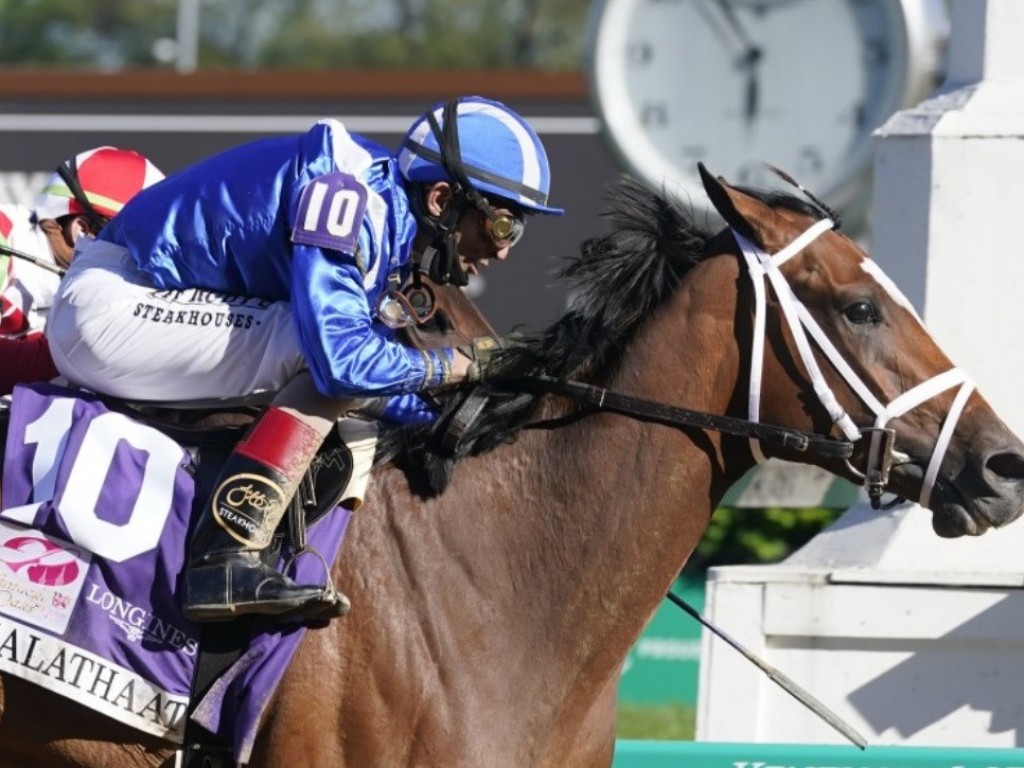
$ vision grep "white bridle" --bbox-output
[734,220,975,509]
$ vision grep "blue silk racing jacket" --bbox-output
[99,120,447,424]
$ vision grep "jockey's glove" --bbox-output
[458,335,509,383]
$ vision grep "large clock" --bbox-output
[586,0,947,225]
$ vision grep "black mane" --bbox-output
[381,175,820,497]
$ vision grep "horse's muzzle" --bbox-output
[929,443,1024,537]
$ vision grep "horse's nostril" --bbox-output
[986,451,1024,482]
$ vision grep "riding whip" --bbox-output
[0,242,66,276]
[666,589,868,749]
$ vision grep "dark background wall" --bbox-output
[0,71,625,333]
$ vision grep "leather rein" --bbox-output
[506,374,853,460]
[469,218,976,512]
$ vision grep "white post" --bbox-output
[872,0,1024,437]
[698,3,1024,746]
[176,0,200,74]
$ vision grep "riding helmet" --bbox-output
[34,146,165,223]
[397,95,564,216]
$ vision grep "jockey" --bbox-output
[47,96,564,623]
[0,147,165,395]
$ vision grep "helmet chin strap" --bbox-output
[408,184,470,288]
[55,156,109,234]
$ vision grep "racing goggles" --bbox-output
[480,207,525,249]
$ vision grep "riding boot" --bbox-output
[183,406,350,622]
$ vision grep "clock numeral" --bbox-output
[865,38,891,68]
[797,147,825,176]
[853,102,868,130]
[627,41,654,67]
[639,102,668,128]
[838,103,869,130]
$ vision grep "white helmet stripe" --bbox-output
[399,101,543,200]
[471,101,541,193]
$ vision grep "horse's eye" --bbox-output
[843,300,878,325]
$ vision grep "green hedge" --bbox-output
[684,506,842,575]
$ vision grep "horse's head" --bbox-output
[701,164,1024,538]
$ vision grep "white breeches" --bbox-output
[47,241,306,402]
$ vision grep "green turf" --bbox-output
[615,704,696,740]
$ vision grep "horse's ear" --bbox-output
[698,162,775,247]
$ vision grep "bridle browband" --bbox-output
[491,218,974,511]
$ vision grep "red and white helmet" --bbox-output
[33,146,164,222]
[0,208,13,248]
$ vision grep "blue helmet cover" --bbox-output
[397,95,564,216]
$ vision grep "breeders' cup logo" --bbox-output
[0,535,81,586]
[212,472,285,548]
[0,527,90,634]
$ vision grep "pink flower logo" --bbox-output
[0,536,81,587]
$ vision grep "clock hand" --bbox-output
[740,46,762,130]
[711,0,763,129]
[712,0,756,54]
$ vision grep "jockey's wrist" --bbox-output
[419,348,457,389]
[438,347,456,387]
[431,347,471,389]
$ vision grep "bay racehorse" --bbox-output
[0,166,1022,767]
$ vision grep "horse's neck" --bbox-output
[405,308,751,712]
[519,330,744,618]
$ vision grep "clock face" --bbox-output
[588,0,922,213]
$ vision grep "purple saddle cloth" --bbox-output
[0,383,351,763]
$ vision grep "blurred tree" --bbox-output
[0,0,589,70]
[683,506,843,574]
[0,0,176,69]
